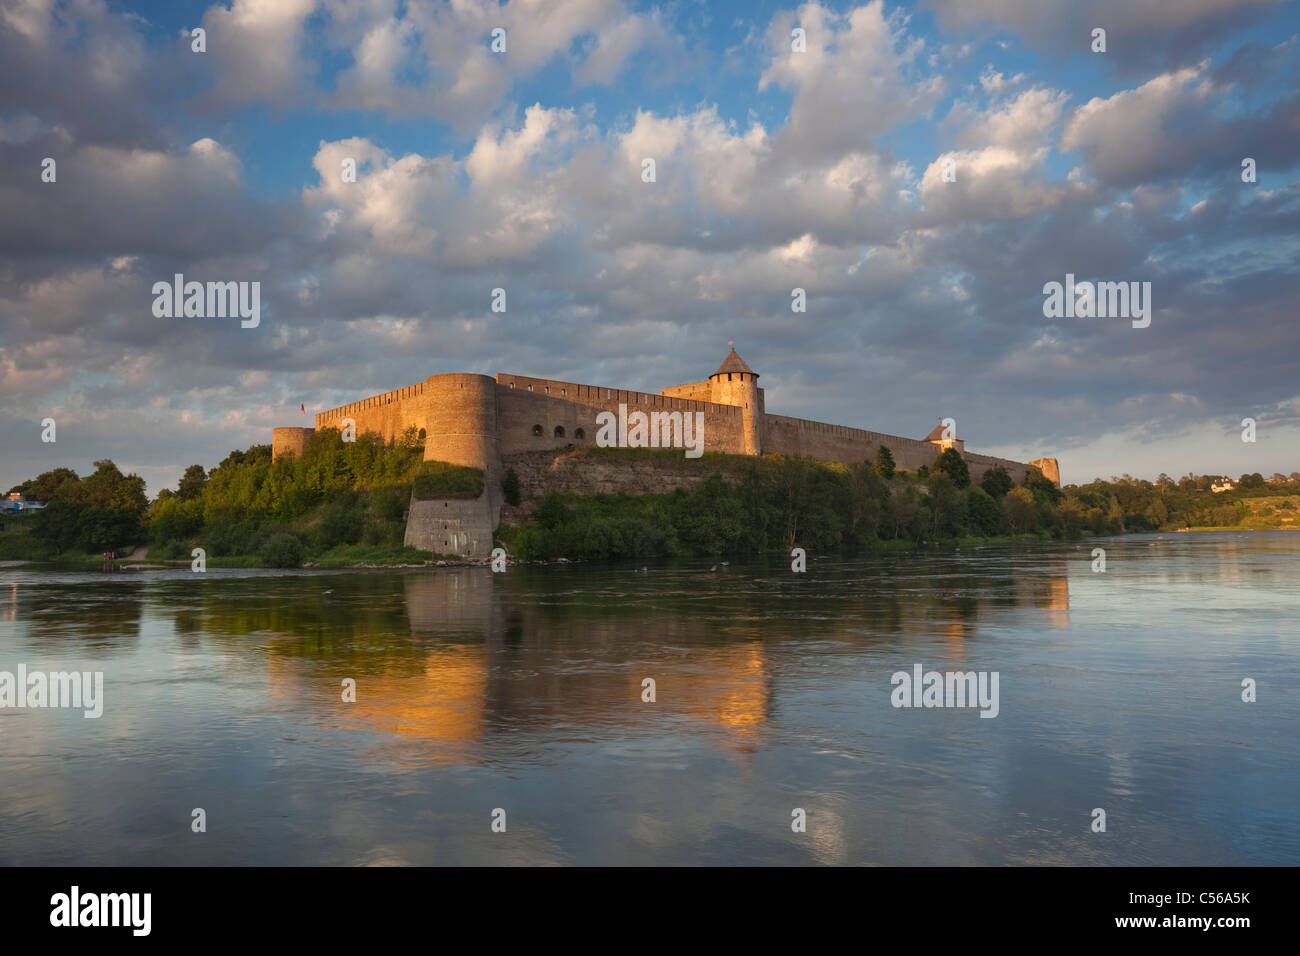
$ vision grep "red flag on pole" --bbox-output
[300,404,306,413]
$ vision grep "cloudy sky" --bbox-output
[1,0,1297,493]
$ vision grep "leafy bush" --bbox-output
[259,532,304,568]
[319,495,366,549]
[503,467,522,506]
[370,486,409,523]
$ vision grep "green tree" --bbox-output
[1003,487,1038,534]
[934,448,971,488]
[980,464,1014,499]
[1145,497,1168,528]
[177,464,208,501]
[1024,468,1062,504]
[887,486,921,538]
[927,472,967,536]
[33,500,89,554]
[25,467,81,502]
[149,496,204,544]
[874,445,896,480]
[82,460,148,512]
[28,461,148,553]
[964,485,1005,536]
[1057,497,1087,536]
[847,461,885,544]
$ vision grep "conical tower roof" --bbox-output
[712,347,757,379]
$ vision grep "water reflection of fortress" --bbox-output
[255,564,1069,764]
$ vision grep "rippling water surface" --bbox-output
[1,532,1296,865]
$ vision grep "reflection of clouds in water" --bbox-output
[808,806,849,865]
[1108,749,1136,798]
[3,538,1288,865]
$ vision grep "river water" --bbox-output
[1,532,1296,865]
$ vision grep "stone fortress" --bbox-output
[272,348,1060,559]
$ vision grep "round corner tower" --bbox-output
[421,373,504,513]
[709,347,762,456]
[272,426,314,460]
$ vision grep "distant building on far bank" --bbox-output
[5,492,45,511]
[1211,477,1237,493]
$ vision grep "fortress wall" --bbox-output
[661,381,714,402]
[762,414,943,471]
[313,374,503,472]
[965,453,1033,485]
[761,414,1043,484]
[315,379,427,443]
[297,373,1046,496]
[307,371,753,462]
[501,449,748,502]
[495,373,747,455]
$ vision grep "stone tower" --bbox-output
[421,373,504,516]
[403,373,503,560]
[271,426,314,460]
[709,347,761,456]
[1029,457,1062,488]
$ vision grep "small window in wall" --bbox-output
[554,425,565,438]
[575,428,585,440]
[561,389,566,396]
[528,384,532,391]
[509,382,515,389]
[532,424,543,436]
[418,428,427,440]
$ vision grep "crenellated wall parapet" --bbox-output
[316,380,428,427]
[495,373,743,417]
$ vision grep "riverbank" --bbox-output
[0,531,1053,571]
